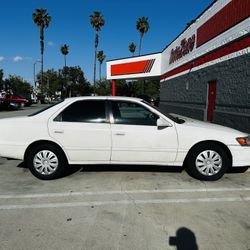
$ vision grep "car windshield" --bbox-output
[142,101,185,124]
[28,100,64,117]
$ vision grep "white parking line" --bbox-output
[0,187,250,199]
[0,197,250,210]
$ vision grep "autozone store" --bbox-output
[107,0,250,133]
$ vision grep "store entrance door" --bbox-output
[206,80,217,122]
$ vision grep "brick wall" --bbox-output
[159,53,250,133]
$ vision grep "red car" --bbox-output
[0,95,28,110]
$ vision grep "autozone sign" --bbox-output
[169,34,195,64]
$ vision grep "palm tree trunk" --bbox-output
[40,27,44,93]
[93,31,98,95]
[94,48,97,94]
[99,63,101,81]
[139,33,143,56]
[64,55,67,68]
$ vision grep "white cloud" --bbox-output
[13,56,24,62]
[48,41,54,46]
[0,56,32,63]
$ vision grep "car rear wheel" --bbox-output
[186,143,229,181]
[27,144,67,180]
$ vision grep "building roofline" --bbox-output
[106,51,161,63]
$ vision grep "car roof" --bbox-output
[63,96,143,103]
[29,96,145,119]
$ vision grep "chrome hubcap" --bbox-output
[33,150,59,175]
[195,150,222,176]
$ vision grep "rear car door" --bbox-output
[48,99,111,163]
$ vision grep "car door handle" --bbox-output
[115,132,125,136]
[54,130,64,134]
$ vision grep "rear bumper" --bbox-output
[0,144,25,160]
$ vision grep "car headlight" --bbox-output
[236,136,250,146]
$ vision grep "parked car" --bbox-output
[37,94,46,104]
[0,97,23,110]
[137,95,160,107]
[1,94,28,110]
[0,96,249,180]
[137,94,152,103]
[0,98,5,110]
[17,94,33,106]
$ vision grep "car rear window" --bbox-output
[55,100,107,123]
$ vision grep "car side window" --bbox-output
[111,101,158,126]
[55,100,107,123]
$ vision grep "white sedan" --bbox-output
[0,96,249,180]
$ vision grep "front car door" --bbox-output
[110,100,178,165]
[48,99,111,164]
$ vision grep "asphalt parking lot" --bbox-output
[0,105,250,250]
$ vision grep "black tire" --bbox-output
[185,143,229,181]
[27,144,67,180]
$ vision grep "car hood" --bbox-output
[184,118,246,135]
[175,117,248,146]
[5,98,27,103]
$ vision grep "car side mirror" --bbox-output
[157,117,172,128]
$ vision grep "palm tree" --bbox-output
[60,44,69,68]
[129,42,136,56]
[32,8,51,92]
[97,50,106,81]
[89,11,105,94]
[136,17,149,56]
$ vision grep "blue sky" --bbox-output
[0,0,212,85]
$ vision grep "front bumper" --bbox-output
[228,145,250,167]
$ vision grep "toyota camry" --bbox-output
[0,96,249,180]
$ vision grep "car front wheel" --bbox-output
[27,144,67,180]
[186,143,229,181]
